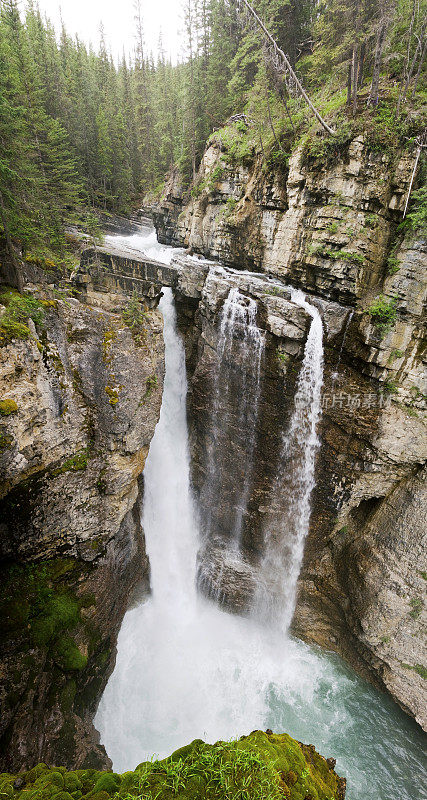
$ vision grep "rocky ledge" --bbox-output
[0,283,164,771]
[0,730,346,799]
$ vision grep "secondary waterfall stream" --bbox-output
[255,288,324,632]
[202,287,265,552]
[95,226,426,800]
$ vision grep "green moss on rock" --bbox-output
[0,431,14,451]
[0,290,45,346]
[0,732,346,799]
[0,399,18,416]
[0,560,95,680]
[31,595,81,647]
[51,448,91,477]
[52,635,88,672]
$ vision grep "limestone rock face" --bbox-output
[0,287,164,771]
[153,130,427,730]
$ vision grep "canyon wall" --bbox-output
[0,283,164,771]
[151,128,426,730]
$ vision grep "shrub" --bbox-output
[140,374,158,405]
[405,182,427,232]
[367,295,398,334]
[122,293,148,345]
[364,214,377,229]
[382,379,398,395]
[210,124,255,166]
[191,178,206,198]
[209,164,224,187]
[223,196,237,218]
[386,255,400,275]
[0,290,45,345]
[301,121,353,169]
[311,245,364,264]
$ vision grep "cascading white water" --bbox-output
[203,287,265,550]
[96,227,426,800]
[104,228,180,266]
[255,288,324,632]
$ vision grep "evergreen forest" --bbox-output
[0,0,426,273]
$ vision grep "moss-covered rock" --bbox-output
[0,731,346,799]
[0,399,18,416]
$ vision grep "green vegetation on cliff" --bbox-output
[0,559,94,673]
[0,731,346,799]
[0,288,45,345]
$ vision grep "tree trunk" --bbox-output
[357,40,365,87]
[396,0,417,115]
[411,38,427,98]
[347,61,352,106]
[368,20,388,106]
[266,88,281,150]
[352,46,358,115]
[0,190,23,292]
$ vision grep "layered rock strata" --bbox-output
[0,285,164,771]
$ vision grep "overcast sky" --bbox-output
[34,0,185,63]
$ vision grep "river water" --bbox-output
[95,226,426,800]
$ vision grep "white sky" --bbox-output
[33,0,186,63]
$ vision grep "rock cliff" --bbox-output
[151,127,426,730]
[0,282,164,771]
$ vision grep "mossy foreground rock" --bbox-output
[0,731,346,799]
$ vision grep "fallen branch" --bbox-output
[403,130,427,219]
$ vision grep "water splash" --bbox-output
[255,288,324,632]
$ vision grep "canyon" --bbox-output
[148,127,426,728]
[0,125,425,799]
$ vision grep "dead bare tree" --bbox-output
[230,0,336,135]
[396,2,427,115]
[403,129,427,219]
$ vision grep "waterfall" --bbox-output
[95,228,426,800]
[200,288,265,553]
[255,288,324,632]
